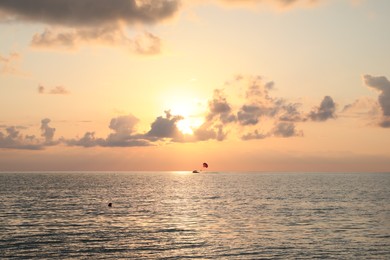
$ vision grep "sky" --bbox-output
[0,0,389,172]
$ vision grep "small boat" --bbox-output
[192,170,199,173]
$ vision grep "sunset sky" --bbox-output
[1,0,389,172]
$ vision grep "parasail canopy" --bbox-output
[203,162,208,168]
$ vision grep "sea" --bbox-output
[0,172,389,259]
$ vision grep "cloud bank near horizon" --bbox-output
[1,74,388,150]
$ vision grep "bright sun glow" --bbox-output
[165,98,205,135]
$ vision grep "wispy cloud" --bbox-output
[38,85,70,95]
[31,26,162,54]
[0,52,21,75]
[341,96,380,121]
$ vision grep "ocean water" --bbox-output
[0,172,389,259]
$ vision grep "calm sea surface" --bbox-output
[0,172,389,259]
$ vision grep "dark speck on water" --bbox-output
[0,171,389,259]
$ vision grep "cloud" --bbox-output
[1,74,343,150]
[134,32,162,55]
[65,132,104,147]
[194,123,227,141]
[146,110,184,139]
[0,52,21,75]
[0,1,176,52]
[0,120,58,150]
[196,75,333,141]
[213,0,322,9]
[49,86,69,94]
[277,101,305,122]
[0,0,180,27]
[236,76,305,125]
[31,26,162,54]
[271,122,303,137]
[206,89,236,124]
[191,88,236,142]
[341,96,380,123]
[38,84,70,95]
[237,105,263,125]
[241,130,267,140]
[105,114,150,146]
[40,118,57,144]
[308,96,336,121]
[363,74,390,128]
[66,114,151,147]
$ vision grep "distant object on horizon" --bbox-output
[108,203,112,207]
[193,162,208,173]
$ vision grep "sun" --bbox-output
[166,99,205,135]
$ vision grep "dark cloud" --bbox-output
[0,126,42,150]
[278,101,305,122]
[308,96,336,121]
[0,1,176,52]
[207,89,236,124]
[271,122,302,138]
[237,105,262,125]
[364,75,390,116]
[0,0,180,27]
[364,74,390,128]
[146,110,183,139]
